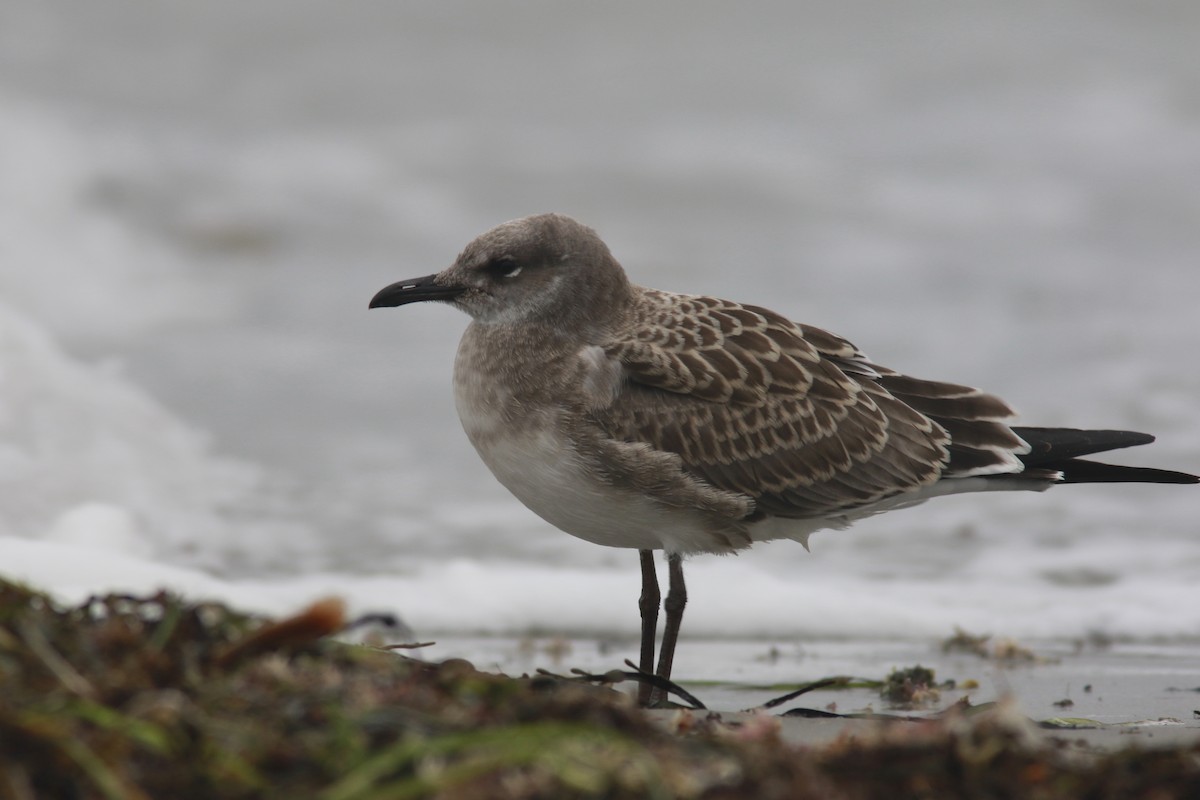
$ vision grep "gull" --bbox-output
[370,213,1198,705]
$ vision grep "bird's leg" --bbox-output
[636,549,660,706]
[653,553,687,705]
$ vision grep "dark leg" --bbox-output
[637,549,660,707]
[653,553,687,704]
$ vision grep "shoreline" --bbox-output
[419,634,1200,732]
[6,577,1200,798]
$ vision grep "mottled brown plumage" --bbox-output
[597,287,1027,522]
[370,212,1197,705]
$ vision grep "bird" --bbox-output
[370,213,1198,706]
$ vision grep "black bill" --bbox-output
[369,274,465,308]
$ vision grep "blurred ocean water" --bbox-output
[1,1,1198,641]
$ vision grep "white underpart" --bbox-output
[454,338,720,553]
[750,473,1057,551]
[468,423,726,552]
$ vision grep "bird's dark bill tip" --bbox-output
[369,274,464,308]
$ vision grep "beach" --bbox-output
[2,1,1198,770]
[430,634,1200,737]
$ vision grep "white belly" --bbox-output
[451,327,710,551]
[453,326,830,555]
[466,421,721,553]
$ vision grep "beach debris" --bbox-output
[881,665,942,708]
[215,596,345,668]
[942,626,993,657]
[4,577,1200,799]
[942,626,1043,662]
[991,637,1040,663]
[534,660,707,710]
[753,676,855,713]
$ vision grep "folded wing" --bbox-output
[592,291,1029,519]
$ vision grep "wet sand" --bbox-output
[423,634,1200,749]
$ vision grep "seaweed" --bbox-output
[2,578,1199,799]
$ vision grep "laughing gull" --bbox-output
[370,213,1198,706]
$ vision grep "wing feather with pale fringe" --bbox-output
[592,290,1030,519]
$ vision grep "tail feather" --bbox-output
[1011,427,1198,485]
[1042,458,1198,485]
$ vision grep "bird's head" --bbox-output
[370,214,633,333]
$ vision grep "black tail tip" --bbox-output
[1013,427,1197,484]
[1052,459,1200,485]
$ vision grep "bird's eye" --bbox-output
[487,257,522,278]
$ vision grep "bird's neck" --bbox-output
[454,321,583,403]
